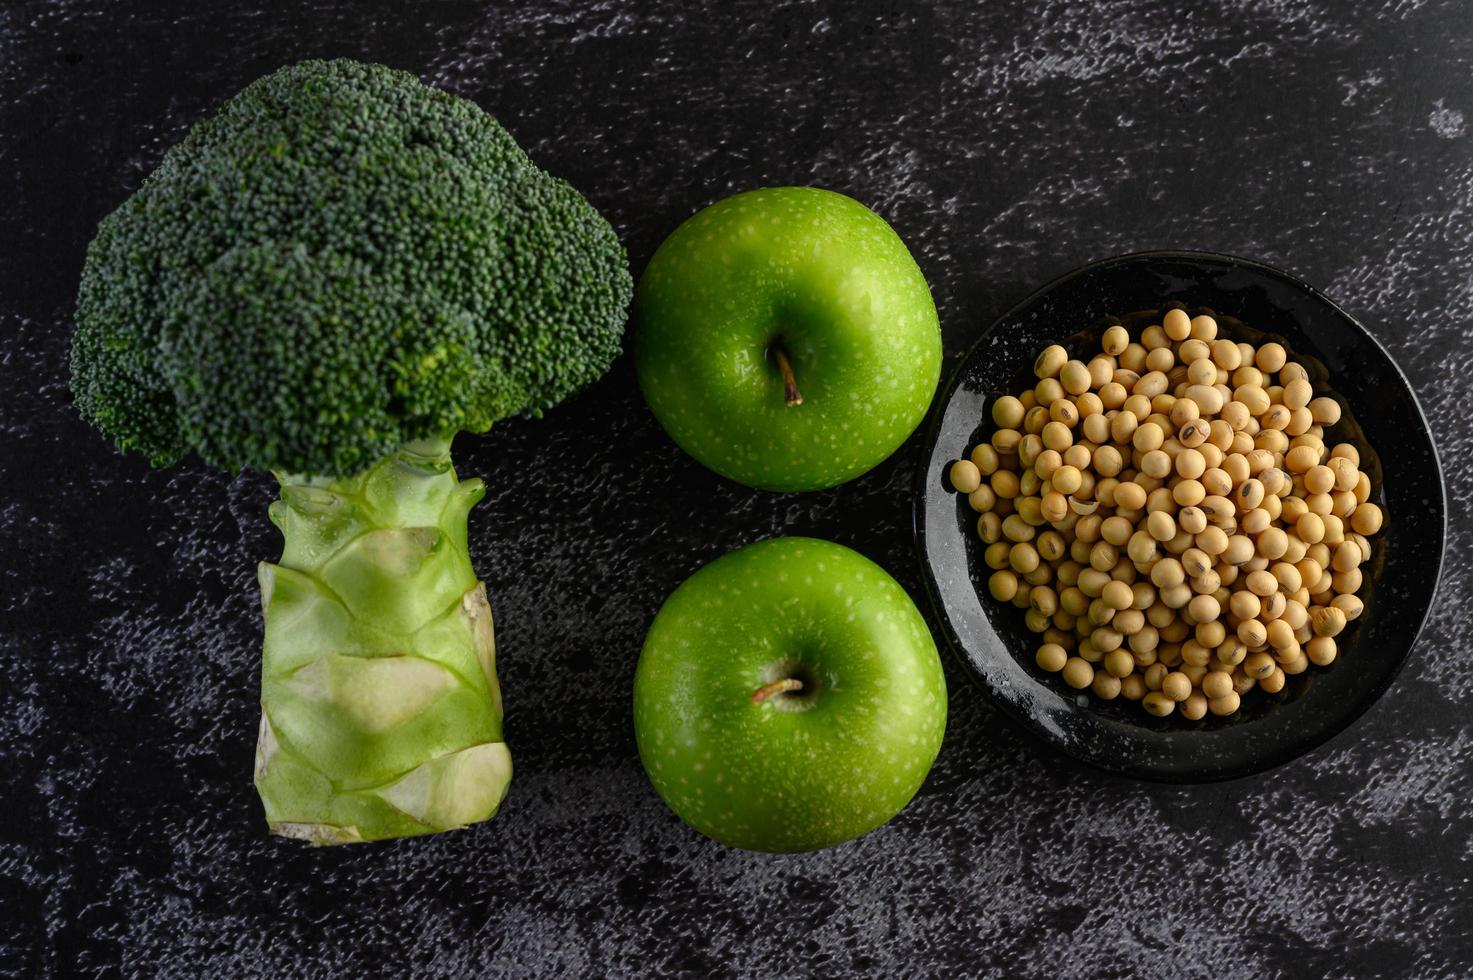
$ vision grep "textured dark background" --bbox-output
[2,1,1470,977]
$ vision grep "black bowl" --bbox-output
[915,250,1445,781]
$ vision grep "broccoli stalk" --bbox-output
[69,60,632,844]
[256,439,506,844]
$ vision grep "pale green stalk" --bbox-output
[253,438,510,844]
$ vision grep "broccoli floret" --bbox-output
[71,58,631,477]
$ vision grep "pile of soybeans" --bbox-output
[948,307,1384,720]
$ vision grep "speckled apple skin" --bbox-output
[634,187,942,492]
[633,537,947,853]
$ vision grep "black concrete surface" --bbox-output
[2,2,1470,976]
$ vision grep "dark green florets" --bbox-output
[71,58,631,477]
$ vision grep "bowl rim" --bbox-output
[913,248,1447,783]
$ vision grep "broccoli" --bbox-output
[70,59,632,844]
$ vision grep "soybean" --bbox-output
[952,315,1385,722]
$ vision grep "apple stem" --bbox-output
[772,346,803,407]
[751,678,804,703]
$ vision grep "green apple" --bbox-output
[633,537,947,852]
[634,187,942,492]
